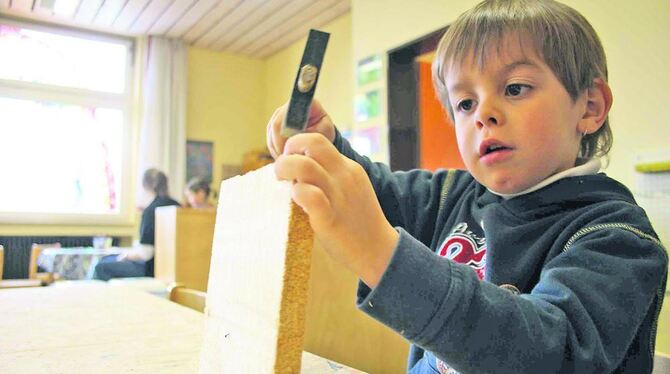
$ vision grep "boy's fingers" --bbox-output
[266,100,335,159]
[291,182,332,225]
[283,133,341,172]
[304,100,336,143]
[266,122,279,159]
[267,104,288,158]
[274,154,334,199]
[306,100,327,129]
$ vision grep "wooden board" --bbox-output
[200,164,314,373]
[154,179,409,373]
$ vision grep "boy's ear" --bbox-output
[579,78,613,134]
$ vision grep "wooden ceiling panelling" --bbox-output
[0,0,350,58]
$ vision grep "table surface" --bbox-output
[0,285,364,373]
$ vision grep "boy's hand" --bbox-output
[266,99,336,159]
[275,133,398,288]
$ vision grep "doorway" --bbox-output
[387,27,464,171]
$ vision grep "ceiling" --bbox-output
[0,0,351,58]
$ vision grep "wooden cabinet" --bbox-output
[155,207,216,292]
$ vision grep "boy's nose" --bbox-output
[476,116,498,129]
[475,100,503,129]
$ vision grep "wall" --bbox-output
[187,48,266,190]
[562,0,670,188]
[264,13,353,131]
[352,0,670,190]
[352,0,477,61]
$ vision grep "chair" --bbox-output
[0,244,47,290]
[0,245,4,280]
[168,283,207,313]
[29,242,61,283]
[655,351,670,374]
[0,278,44,289]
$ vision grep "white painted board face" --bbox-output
[200,164,312,373]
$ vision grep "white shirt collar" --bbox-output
[488,158,602,200]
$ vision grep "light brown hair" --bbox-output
[432,0,612,158]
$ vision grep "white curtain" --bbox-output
[137,36,187,203]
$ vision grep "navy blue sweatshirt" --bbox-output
[333,131,668,373]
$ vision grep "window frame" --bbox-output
[0,17,136,225]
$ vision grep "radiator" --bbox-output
[0,236,120,279]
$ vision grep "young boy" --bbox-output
[267,0,667,372]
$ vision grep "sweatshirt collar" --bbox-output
[488,158,602,200]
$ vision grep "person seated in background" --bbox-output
[94,168,180,280]
[183,177,214,209]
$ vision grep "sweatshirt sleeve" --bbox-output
[357,227,667,373]
[333,130,450,244]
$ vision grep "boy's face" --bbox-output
[444,36,588,194]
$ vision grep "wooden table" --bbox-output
[0,285,364,373]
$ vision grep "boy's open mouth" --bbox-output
[485,144,510,154]
[479,139,513,157]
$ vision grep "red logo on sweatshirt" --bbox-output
[437,223,487,280]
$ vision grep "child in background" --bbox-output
[94,168,180,280]
[184,177,214,209]
[266,0,667,373]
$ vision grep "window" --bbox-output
[0,19,134,224]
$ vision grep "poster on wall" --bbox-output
[355,90,381,122]
[357,54,382,86]
[186,140,214,183]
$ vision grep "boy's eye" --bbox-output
[505,84,530,97]
[457,99,474,112]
